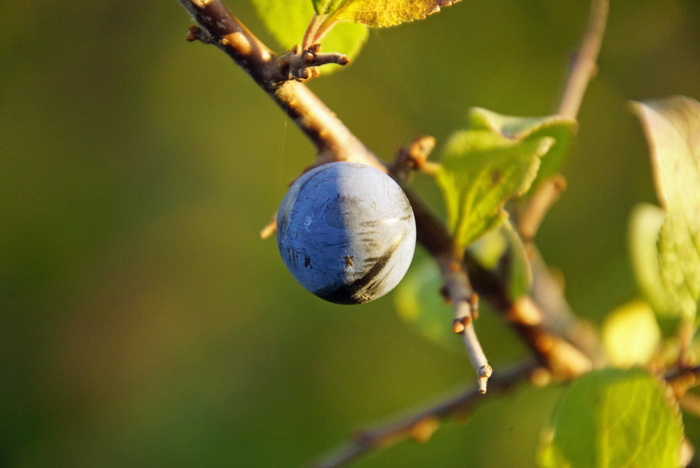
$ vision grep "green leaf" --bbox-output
[470,108,577,190]
[324,0,461,28]
[436,108,564,249]
[634,97,700,214]
[250,0,368,65]
[658,210,700,326]
[602,300,661,368]
[628,203,680,333]
[631,96,700,328]
[539,368,683,468]
[312,0,344,15]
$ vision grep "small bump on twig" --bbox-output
[409,417,440,443]
[389,135,437,182]
[452,317,470,334]
[469,292,480,319]
[275,43,349,82]
[478,364,494,394]
[186,25,213,43]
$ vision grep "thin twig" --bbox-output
[439,255,492,393]
[388,137,492,390]
[180,1,347,86]
[503,0,609,374]
[517,0,608,239]
[558,0,609,120]
[465,254,596,378]
[302,14,325,51]
[518,175,567,243]
[310,361,538,468]
[666,363,700,403]
[179,0,371,161]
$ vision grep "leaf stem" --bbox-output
[302,14,324,50]
[312,15,339,46]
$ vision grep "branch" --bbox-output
[387,136,437,183]
[465,252,598,379]
[557,0,609,120]
[517,175,567,243]
[388,139,492,391]
[310,360,538,468]
[180,0,368,162]
[505,0,609,372]
[182,1,348,84]
[178,3,608,463]
[179,0,494,389]
[276,43,349,82]
[517,0,609,238]
[441,257,492,393]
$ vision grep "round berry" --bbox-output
[276,162,416,304]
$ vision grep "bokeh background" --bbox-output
[2,0,699,466]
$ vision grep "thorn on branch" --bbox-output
[275,43,349,82]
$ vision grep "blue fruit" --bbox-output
[276,162,416,304]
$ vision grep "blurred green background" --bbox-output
[2,1,699,466]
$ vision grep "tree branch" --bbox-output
[178,0,607,464]
[309,360,538,468]
[505,0,609,375]
[177,0,376,165]
[179,0,494,389]
[465,253,600,378]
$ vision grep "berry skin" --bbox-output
[276,162,416,305]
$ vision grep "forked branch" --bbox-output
[177,0,608,465]
[179,0,491,390]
